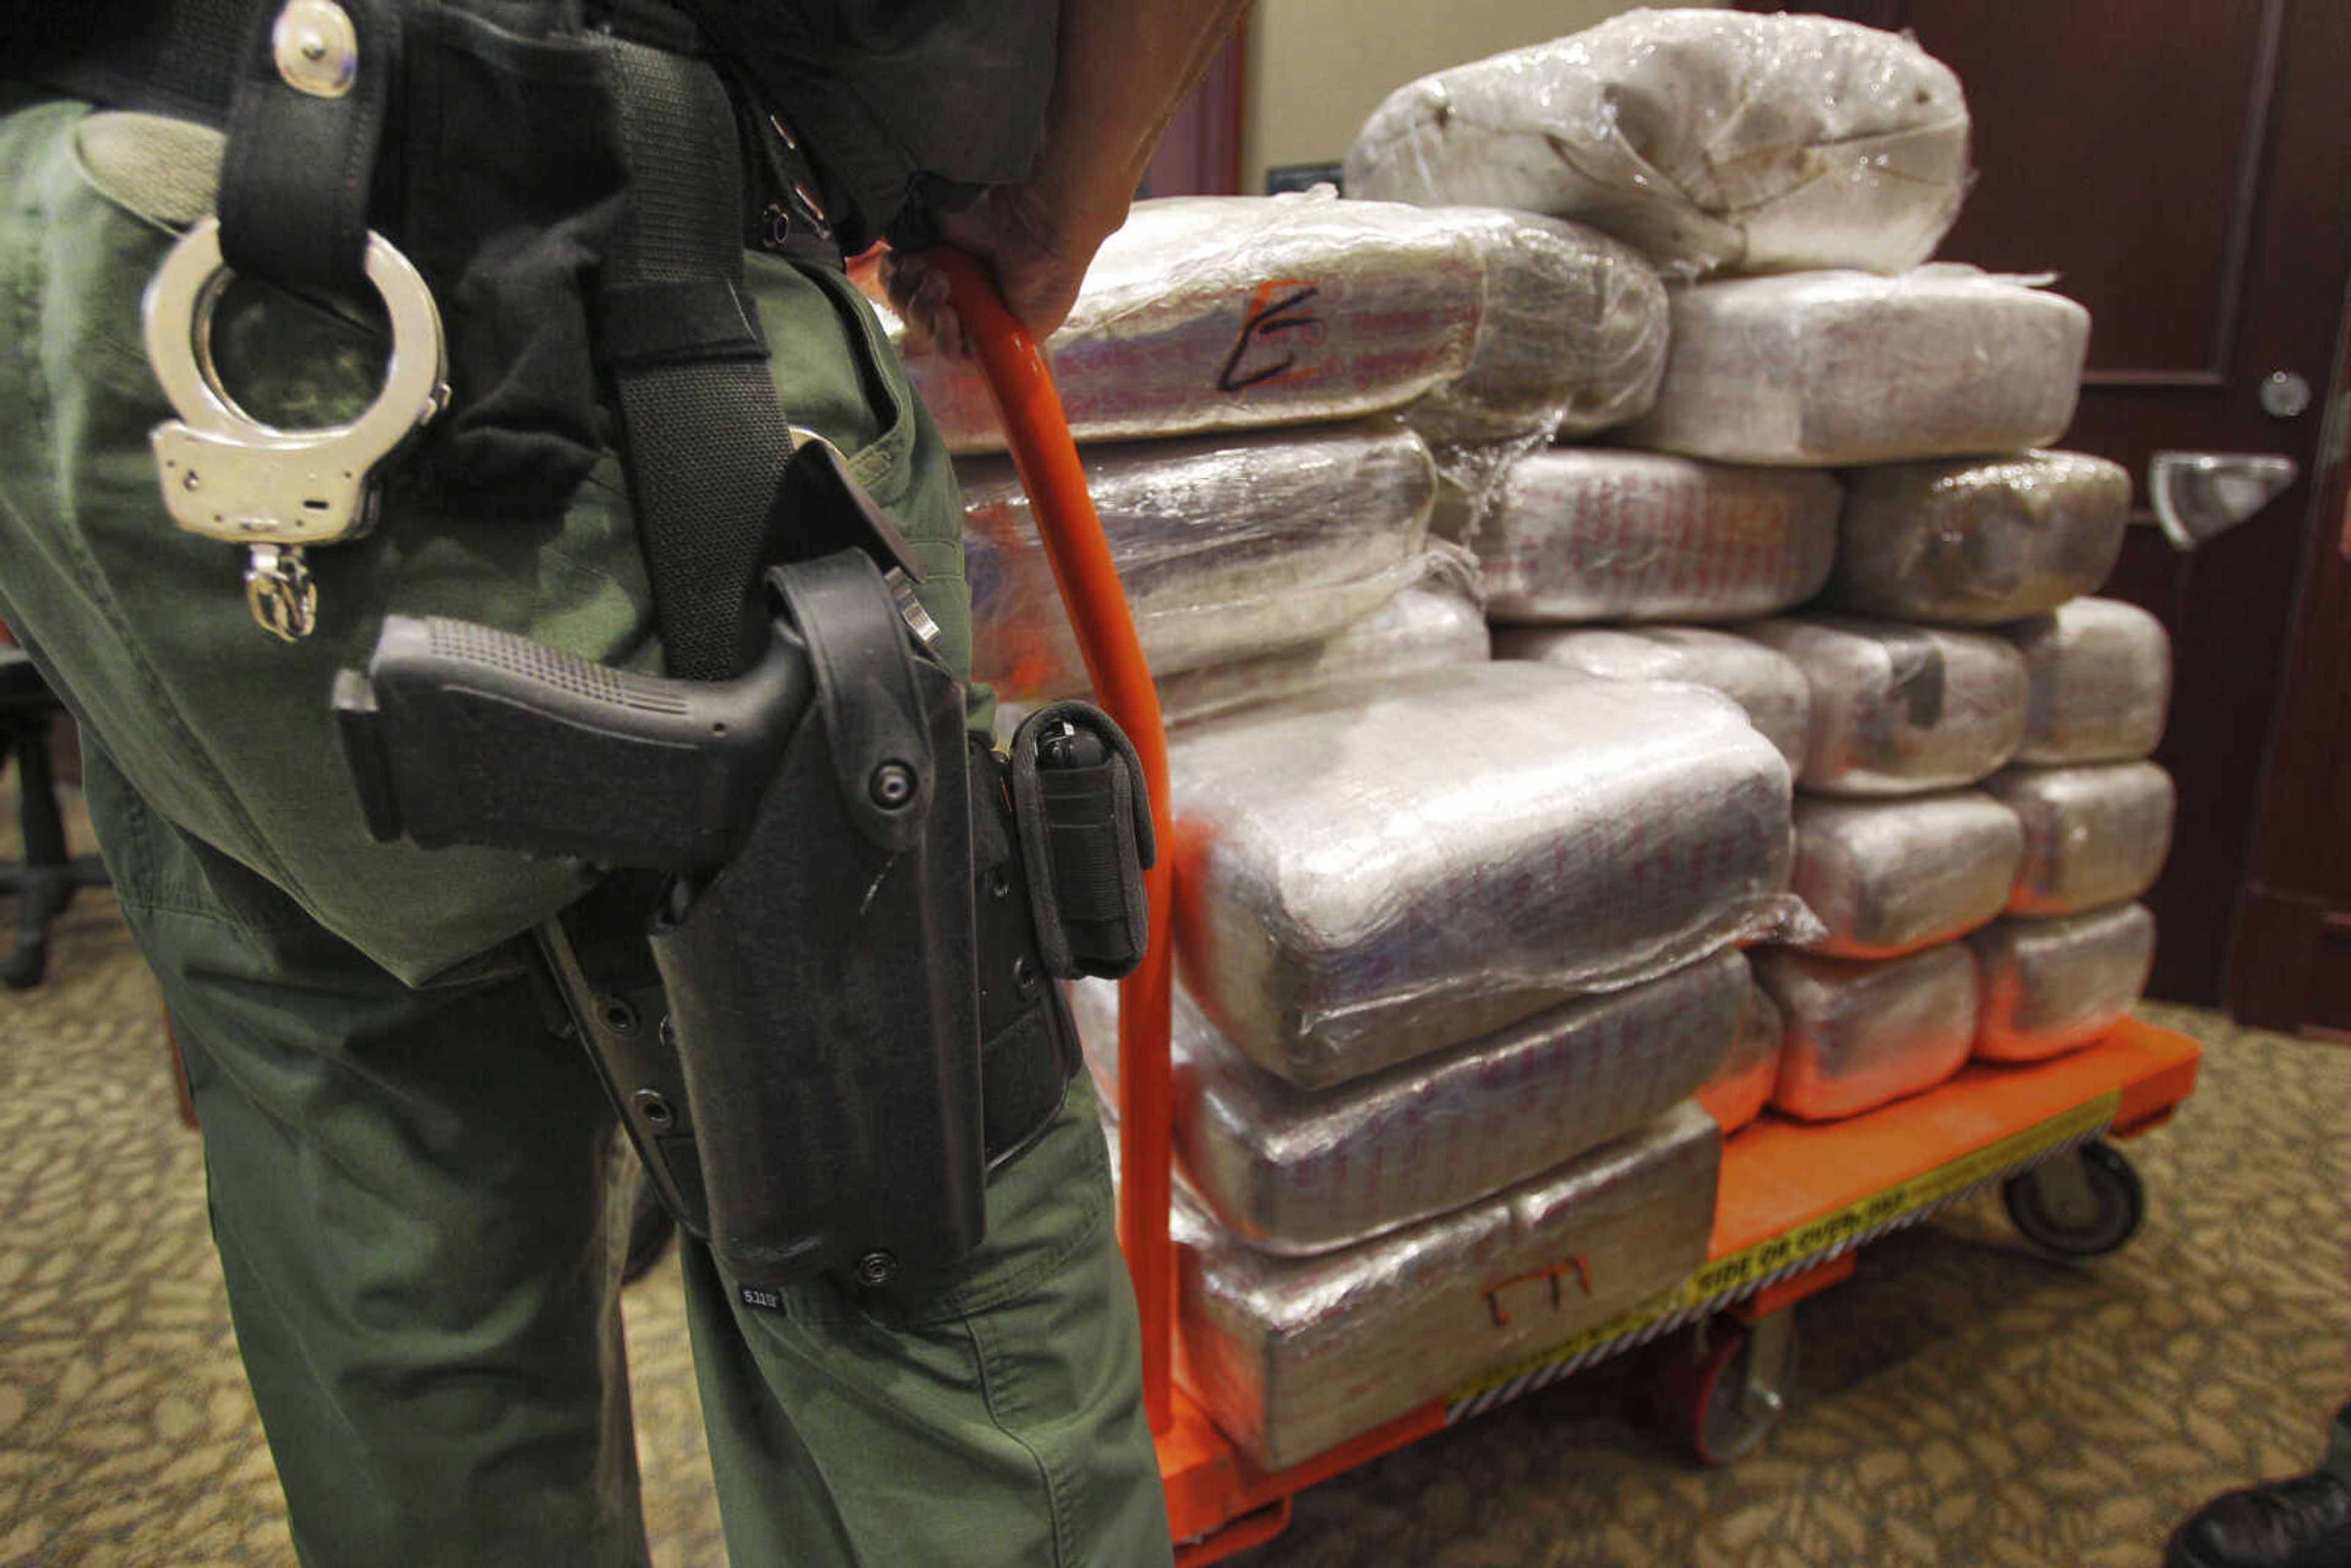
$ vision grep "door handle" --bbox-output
[2147,451,2298,550]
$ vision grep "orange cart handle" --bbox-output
[934,249,1179,1434]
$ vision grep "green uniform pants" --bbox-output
[0,92,1172,1567]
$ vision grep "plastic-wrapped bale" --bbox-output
[1071,951,1741,1256]
[1175,1102,1720,1471]
[1157,546,1490,732]
[1342,9,1970,280]
[2004,598,2172,765]
[1791,792,2024,959]
[1696,966,1782,1135]
[876,192,1667,454]
[960,424,1432,702]
[1971,904,2156,1062]
[1984,763,2176,918]
[881,193,1477,451]
[1469,451,1840,625]
[1493,625,1810,771]
[1171,662,1813,1089]
[1622,268,2091,467]
[1399,210,1668,445]
[1759,943,1980,1120]
[1740,617,2028,797]
[1823,451,2132,626]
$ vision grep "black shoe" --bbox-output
[2165,1470,2351,1568]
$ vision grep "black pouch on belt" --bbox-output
[1007,702,1155,981]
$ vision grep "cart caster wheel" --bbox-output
[2003,1139,2144,1259]
[1654,1311,1797,1466]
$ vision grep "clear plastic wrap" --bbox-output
[1469,451,1841,625]
[876,192,1667,453]
[1427,456,1524,546]
[1341,9,1971,280]
[2003,598,2172,765]
[1970,904,2156,1062]
[1622,267,2091,467]
[959,424,1432,701]
[1171,661,1813,1088]
[1739,617,2028,797]
[1759,943,1980,1120]
[1156,545,1490,732]
[1823,451,2132,625]
[1492,624,1812,770]
[1791,791,2023,959]
[1696,966,1782,1136]
[1401,209,1668,444]
[1173,1102,1719,1471]
[1070,951,1741,1256]
[1984,762,2176,919]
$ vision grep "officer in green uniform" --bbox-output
[0,1,1242,1562]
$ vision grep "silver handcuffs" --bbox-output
[141,216,449,641]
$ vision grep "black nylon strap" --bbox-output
[42,0,395,287]
[217,0,402,291]
[598,36,793,681]
[593,279,767,367]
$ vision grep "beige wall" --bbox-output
[1243,0,1727,193]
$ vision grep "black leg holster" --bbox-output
[539,553,1093,1293]
[647,554,986,1288]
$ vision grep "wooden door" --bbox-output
[1749,0,2351,1007]
[2233,316,2351,1038]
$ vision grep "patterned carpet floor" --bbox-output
[4,867,2348,1566]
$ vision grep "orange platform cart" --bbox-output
[940,253,2203,1566]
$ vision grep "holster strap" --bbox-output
[593,280,768,368]
[597,34,794,680]
[219,0,402,293]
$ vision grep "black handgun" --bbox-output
[332,613,813,873]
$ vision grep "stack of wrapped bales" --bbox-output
[876,117,1827,1470]
[1354,7,2173,1130]
[1756,486,2166,1108]
[1974,600,2172,1059]
[866,2,2177,1473]
[868,189,1672,708]
[1071,664,1811,1469]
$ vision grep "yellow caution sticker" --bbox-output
[1444,1091,2120,1419]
